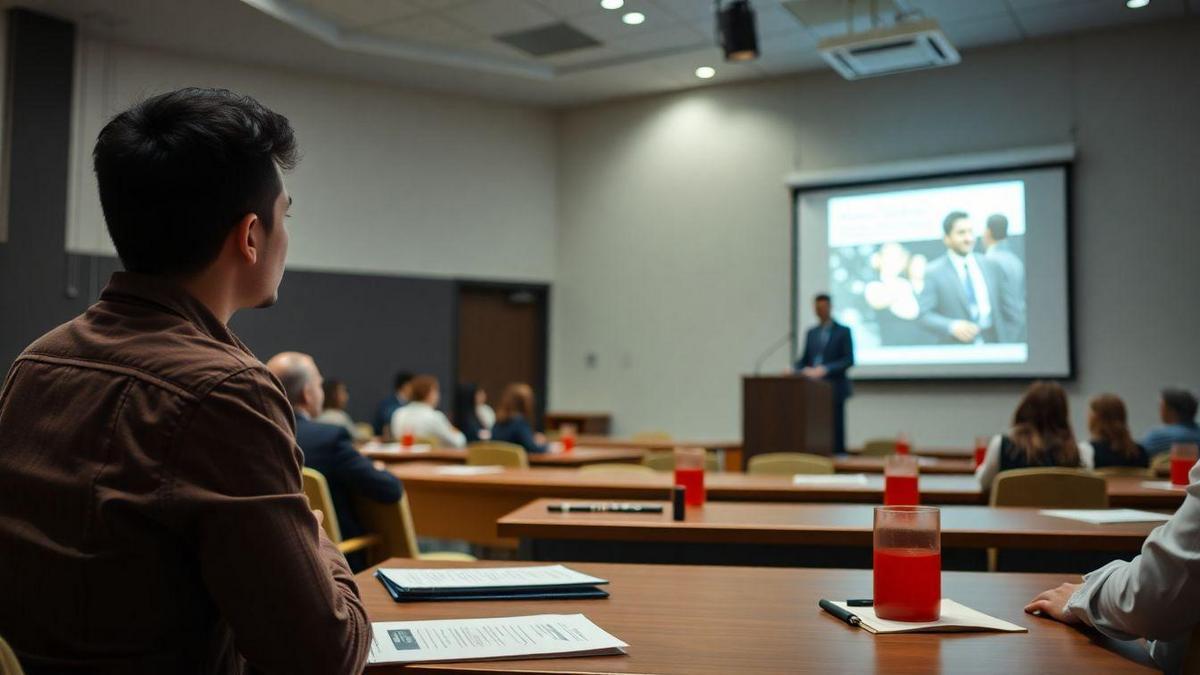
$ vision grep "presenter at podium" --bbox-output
[795,293,854,454]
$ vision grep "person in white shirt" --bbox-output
[975,381,1093,491]
[391,375,466,448]
[1026,459,1200,673]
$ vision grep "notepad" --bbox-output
[379,565,608,592]
[1141,481,1188,492]
[433,465,506,475]
[366,614,627,665]
[1040,508,1172,524]
[793,473,870,486]
[830,599,1027,634]
[363,442,432,454]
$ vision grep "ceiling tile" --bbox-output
[529,0,612,19]
[366,13,483,43]
[297,0,424,28]
[568,0,673,40]
[445,0,558,35]
[752,2,809,36]
[541,43,624,67]
[608,24,710,55]
[904,0,1010,23]
[649,0,716,23]
[939,13,1024,48]
[1014,0,1185,38]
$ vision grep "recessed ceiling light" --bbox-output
[600,0,624,9]
[622,11,645,25]
[695,66,716,79]
[1126,0,1149,7]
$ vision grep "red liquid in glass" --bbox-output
[896,440,911,455]
[1171,458,1194,486]
[674,468,706,506]
[873,548,941,622]
[562,436,575,453]
[400,432,414,448]
[974,446,986,468]
[884,475,920,505]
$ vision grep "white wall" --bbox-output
[67,37,558,282]
[551,20,1200,444]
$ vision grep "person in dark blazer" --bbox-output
[918,211,1022,344]
[1084,394,1149,469]
[372,370,413,437]
[268,352,403,570]
[490,383,548,455]
[795,293,854,454]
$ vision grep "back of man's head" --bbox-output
[1162,388,1199,424]
[93,87,297,276]
[267,352,317,407]
[394,371,414,393]
[986,214,1009,241]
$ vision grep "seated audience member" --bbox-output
[268,353,402,570]
[317,377,369,441]
[491,383,549,454]
[454,382,493,443]
[372,370,413,436]
[0,88,368,671]
[391,375,466,447]
[1141,387,1200,457]
[1025,459,1200,672]
[975,380,1093,489]
[1082,394,1149,469]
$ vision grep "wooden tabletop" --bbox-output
[834,455,977,475]
[498,499,1164,551]
[365,445,647,467]
[575,435,742,451]
[358,559,1153,674]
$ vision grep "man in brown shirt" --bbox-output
[0,89,370,673]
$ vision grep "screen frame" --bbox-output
[790,160,1075,383]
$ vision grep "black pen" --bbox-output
[548,503,664,513]
[819,599,862,627]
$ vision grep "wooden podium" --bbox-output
[742,375,834,464]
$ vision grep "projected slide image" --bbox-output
[826,180,1028,366]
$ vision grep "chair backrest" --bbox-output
[1151,452,1172,478]
[301,467,343,542]
[631,431,672,443]
[467,441,528,469]
[989,468,1109,508]
[860,439,896,457]
[353,422,375,441]
[578,463,657,477]
[641,450,721,472]
[351,492,421,559]
[747,452,835,476]
[0,635,25,675]
[1093,466,1152,478]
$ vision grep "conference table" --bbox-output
[388,464,1186,548]
[358,560,1155,674]
[498,499,1162,569]
[834,455,976,475]
[363,443,647,467]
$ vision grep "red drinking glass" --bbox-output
[673,446,706,506]
[400,428,414,449]
[884,453,920,506]
[874,505,941,622]
[973,436,988,469]
[1170,443,1198,486]
[895,433,911,456]
[560,423,577,453]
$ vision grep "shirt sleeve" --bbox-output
[326,426,403,503]
[1077,441,1096,469]
[434,411,467,448]
[164,367,370,675]
[975,434,1002,491]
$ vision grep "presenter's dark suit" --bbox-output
[295,416,403,545]
[796,321,854,454]
[917,253,1021,344]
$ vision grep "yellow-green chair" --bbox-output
[0,634,24,675]
[579,463,657,477]
[1093,466,1153,478]
[641,450,721,472]
[352,493,475,562]
[988,468,1108,571]
[467,441,528,469]
[1151,453,1172,478]
[302,467,382,561]
[859,439,896,457]
[353,422,375,442]
[747,452,835,476]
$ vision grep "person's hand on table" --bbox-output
[808,365,828,378]
[534,432,547,445]
[950,320,980,343]
[373,460,387,471]
[1024,582,1082,624]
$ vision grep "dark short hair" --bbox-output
[394,371,414,392]
[321,378,345,408]
[814,293,831,304]
[93,88,297,276]
[986,214,1009,241]
[942,210,969,235]
[408,375,439,403]
[1163,388,1199,422]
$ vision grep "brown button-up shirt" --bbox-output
[0,272,370,674]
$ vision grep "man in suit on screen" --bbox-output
[795,293,854,454]
[918,211,1021,344]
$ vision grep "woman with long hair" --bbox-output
[975,381,1092,489]
[489,383,547,454]
[1083,394,1149,468]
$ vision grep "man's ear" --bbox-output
[232,212,261,265]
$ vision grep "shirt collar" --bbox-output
[949,250,973,265]
[98,272,247,352]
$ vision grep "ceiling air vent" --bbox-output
[495,22,600,57]
[818,19,959,80]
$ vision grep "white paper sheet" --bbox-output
[366,614,627,665]
[831,599,1027,634]
[362,442,432,454]
[433,465,505,475]
[1039,508,1173,524]
[792,473,870,486]
[1142,481,1188,492]
[379,565,607,591]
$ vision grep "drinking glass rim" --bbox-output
[874,505,940,515]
